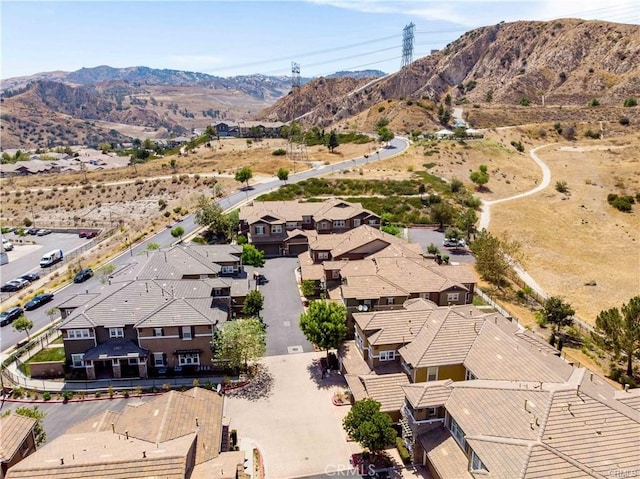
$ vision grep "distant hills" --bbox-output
[2,18,638,150]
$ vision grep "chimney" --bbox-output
[60,458,64,465]
[195,417,199,427]
[143,451,146,458]
[125,430,129,440]
[111,423,115,433]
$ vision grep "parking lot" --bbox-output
[406,227,475,264]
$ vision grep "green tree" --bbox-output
[213,318,266,371]
[242,244,265,267]
[13,316,34,342]
[195,196,236,241]
[277,167,289,183]
[430,202,455,230]
[343,399,396,455]
[594,296,640,376]
[469,229,521,289]
[542,296,575,335]
[301,279,317,298]
[146,242,161,251]
[377,127,395,145]
[444,226,463,242]
[96,263,116,284]
[169,158,178,173]
[243,289,265,317]
[235,167,253,189]
[327,130,339,153]
[456,207,478,241]
[299,300,347,358]
[170,226,185,241]
[470,164,489,190]
[45,307,58,323]
[205,125,218,138]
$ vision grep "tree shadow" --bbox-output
[306,357,347,390]
[225,364,273,401]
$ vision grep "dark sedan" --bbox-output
[20,272,41,282]
[73,268,93,283]
[0,306,23,326]
[24,293,54,311]
[0,278,30,292]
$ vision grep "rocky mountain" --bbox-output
[259,19,640,128]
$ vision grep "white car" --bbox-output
[443,238,466,248]
[2,240,13,251]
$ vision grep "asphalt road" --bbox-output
[406,227,476,264]
[0,137,408,352]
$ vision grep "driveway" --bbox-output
[406,227,475,264]
[225,352,360,479]
[256,257,314,357]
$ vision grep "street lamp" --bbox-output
[125,237,133,256]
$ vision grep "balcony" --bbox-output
[403,404,444,428]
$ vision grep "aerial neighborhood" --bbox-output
[1,8,639,479]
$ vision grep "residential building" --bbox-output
[212,120,284,138]
[0,414,37,479]
[5,387,248,479]
[239,200,380,256]
[57,245,249,379]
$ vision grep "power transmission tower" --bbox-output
[288,61,307,173]
[401,22,415,69]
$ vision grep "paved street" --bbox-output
[258,257,314,357]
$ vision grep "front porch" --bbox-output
[82,339,149,380]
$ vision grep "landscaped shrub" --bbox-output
[301,279,316,298]
[62,391,73,402]
[396,437,411,464]
[42,391,52,401]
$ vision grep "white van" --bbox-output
[40,249,64,268]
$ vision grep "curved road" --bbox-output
[1,137,409,352]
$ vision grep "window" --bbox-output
[318,221,329,230]
[333,220,346,228]
[470,451,487,472]
[153,328,163,337]
[213,288,223,296]
[112,359,120,367]
[67,329,90,339]
[355,333,364,351]
[302,216,311,224]
[128,357,138,366]
[182,326,192,340]
[332,270,340,279]
[368,219,378,225]
[109,328,124,338]
[271,225,283,234]
[386,297,395,305]
[71,353,84,368]
[221,265,234,274]
[353,218,361,227]
[254,225,265,235]
[449,418,465,448]
[427,367,438,381]
[286,222,299,229]
[317,252,329,260]
[466,370,477,381]
[447,292,460,303]
[379,350,395,361]
[427,407,438,417]
[153,352,165,367]
[178,353,200,366]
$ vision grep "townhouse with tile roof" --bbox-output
[239,199,380,257]
[56,245,250,380]
[0,414,38,479]
[5,387,248,479]
[339,298,640,478]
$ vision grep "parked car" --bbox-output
[20,272,41,282]
[0,278,30,292]
[73,267,93,283]
[36,229,52,236]
[26,228,38,235]
[443,238,466,248]
[2,239,13,251]
[0,306,23,326]
[24,292,54,311]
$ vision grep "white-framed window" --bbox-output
[379,350,395,361]
[470,451,487,472]
[221,265,235,274]
[286,222,299,229]
[447,292,460,303]
[153,328,163,337]
[368,219,378,225]
[450,417,465,448]
[353,218,361,227]
[332,270,340,279]
[427,366,438,381]
[71,353,84,368]
[128,357,138,366]
[254,225,265,235]
[355,332,364,352]
[109,328,124,338]
[178,353,200,366]
[112,359,120,367]
[333,220,346,228]
[271,225,283,234]
[465,369,477,380]
[318,221,329,230]
[182,326,192,340]
[213,288,223,296]
[67,329,91,339]
[386,297,395,305]
[302,216,311,224]
[317,252,329,260]
[153,352,165,367]
[427,407,438,417]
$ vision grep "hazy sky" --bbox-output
[1,0,638,80]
